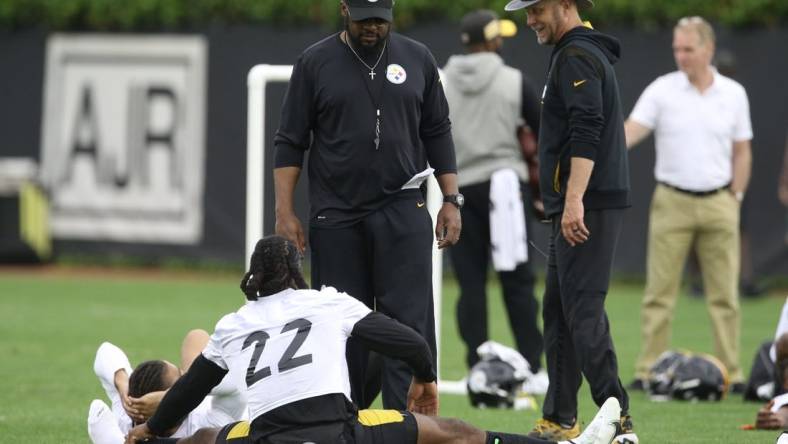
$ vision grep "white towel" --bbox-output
[490,169,528,271]
[401,167,434,190]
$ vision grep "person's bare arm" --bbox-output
[94,342,140,421]
[624,119,652,150]
[434,173,462,250]
[730,139,752,199]
[561,157,594,246]
[274,166,305,253]
[127,391,166,421]
[113,368,130,405]
[113,368,144,422]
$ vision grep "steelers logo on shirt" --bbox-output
[386,64,407,84]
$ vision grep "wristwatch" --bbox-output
[443,193,465,209]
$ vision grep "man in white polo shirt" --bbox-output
[624,15,753,393]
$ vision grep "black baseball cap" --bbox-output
[460,10,518,46]
[345,0,394,22]
[504,0,594,11]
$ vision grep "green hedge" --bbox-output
[1,0,786,30]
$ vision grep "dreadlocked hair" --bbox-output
[128,360,170,399]
[240,235,308,301]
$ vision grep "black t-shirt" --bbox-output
[274,32,456,228]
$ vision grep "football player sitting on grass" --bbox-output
[124,235,621,444]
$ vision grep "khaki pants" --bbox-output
[635,184,742,381]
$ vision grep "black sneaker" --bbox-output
[626,379,646,391]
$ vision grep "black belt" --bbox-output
[658,181,729,197]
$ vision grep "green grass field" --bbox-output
[0,268,784,443]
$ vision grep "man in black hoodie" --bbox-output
[504,1,634,443]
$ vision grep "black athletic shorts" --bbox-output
[216,410,417,444]
[351,409,418,444]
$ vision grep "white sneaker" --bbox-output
[613,414,638,444]
[613,432,639,444]
[559,397,621,444]
[88,399,124,444]
[522,369,549,395]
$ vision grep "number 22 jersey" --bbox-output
[201,286,371,421]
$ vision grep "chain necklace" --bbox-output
[344,32,388,150]
[345,35,388,80]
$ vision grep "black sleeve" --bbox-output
[351,312,437,382]
[146,354,228,436]
[273,54,316,169]
[419,51,457,176]
[521,74,541,137]
[556,49,605,160]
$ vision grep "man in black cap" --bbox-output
[442,9,547,394]
[273,0,462,411]
[504,1,636,443]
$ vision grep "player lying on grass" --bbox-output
[755,298,788,430]
[125,235,621,444]
[730,297,788,430]
[89,330,248,444]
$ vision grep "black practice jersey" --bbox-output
[274,32,456,228]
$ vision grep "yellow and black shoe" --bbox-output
[614,415,638,444]
[528,418,581,441]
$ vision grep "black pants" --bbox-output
[542,208,629,424]
[310,190,436,410]
[449,181,543,371]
